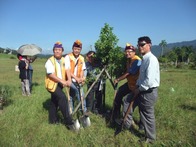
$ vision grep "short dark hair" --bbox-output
[138,36,152,44]
[86,51,95,56]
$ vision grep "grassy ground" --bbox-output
[0,54,196,147]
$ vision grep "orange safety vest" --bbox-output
[68,53,84,78]
[45,56,66,92]
[126,55,141,91]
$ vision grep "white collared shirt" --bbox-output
[45,57,70,79]
[65,55,86,82]
[137,52,160,91]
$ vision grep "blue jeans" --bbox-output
[29,69,33,91]
[69,82,87,113]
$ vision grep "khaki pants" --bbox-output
[21,79,30,96]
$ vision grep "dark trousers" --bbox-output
[29,69,33,91]
[86,81,102,111]
[113,82,131,119]
[49,84,72,124]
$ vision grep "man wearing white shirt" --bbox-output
[134,36,160,143]
[65,40,87,114]
[45,41,75,129]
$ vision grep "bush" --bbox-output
[10,56,16,59]
[0,85,13,105]
[189,62,196,70]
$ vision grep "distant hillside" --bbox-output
[151,39,196,57]
[1,39,196,58]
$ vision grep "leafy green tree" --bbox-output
[158,56,168,63]
[184,46,194,63]
[159,40,167,57]
[181,46,186,62]
[94,23,123,110]
[192,52,196,66]
[167,49,178,67]
[173,47,182,62]
[94,23,124,77]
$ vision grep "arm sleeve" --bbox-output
[19,61,26,69]
[64,56,71,69]
[45,60,55,74]
[82,61,86,70]
[128,60,141,75]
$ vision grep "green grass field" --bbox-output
[0,54,196,147]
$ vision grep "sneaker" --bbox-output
[145,138,155,144]
[115,119,132,130]
[84,110,91,117]
[115,118,123,126]
[67,123,76,130]
[93,109,99,115]
[139,137,155,144]
[66,120,76,131]
[65,117,74,126]
[138,124,144,131]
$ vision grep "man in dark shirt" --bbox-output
[85,51,103,114]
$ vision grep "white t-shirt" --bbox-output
[65,55,86,82]
[45,56,70,79]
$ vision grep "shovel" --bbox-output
[65,87,72,115]
[72,67,106,115]
[114,94,137,136]
[77,83,91,128]
[64,86,81,131]
[107,83,118,126]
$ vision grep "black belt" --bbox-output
[149,87,157,90]
[141,87,157,94]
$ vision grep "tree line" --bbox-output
[95,24,196,79]
[158,40,196,68]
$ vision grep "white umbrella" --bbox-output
[17,44,42,56]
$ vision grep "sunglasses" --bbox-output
[125,50,134,54]
[138,42,147,47]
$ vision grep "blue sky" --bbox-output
[0,0,196,54]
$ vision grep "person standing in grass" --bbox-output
[28,61,33,91]
[18,54,31,96]
[45,41,75,129]
[85,51,103,114]
[65,40,88,115]
[27,56,36,92]
[112,43,141,128]
[134,36,160,143]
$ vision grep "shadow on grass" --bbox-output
[31,82,40,92]
[32,82,39,87]
[42,98,50,111]
[180,104,196,111]
[99,104,144,138]
[42,98,66,124]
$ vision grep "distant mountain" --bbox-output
[151,39,196,57]
[1,39,196,57]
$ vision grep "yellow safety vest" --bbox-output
[68,53,84,78]
[45,56,66,92]
[126,55,141,91]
